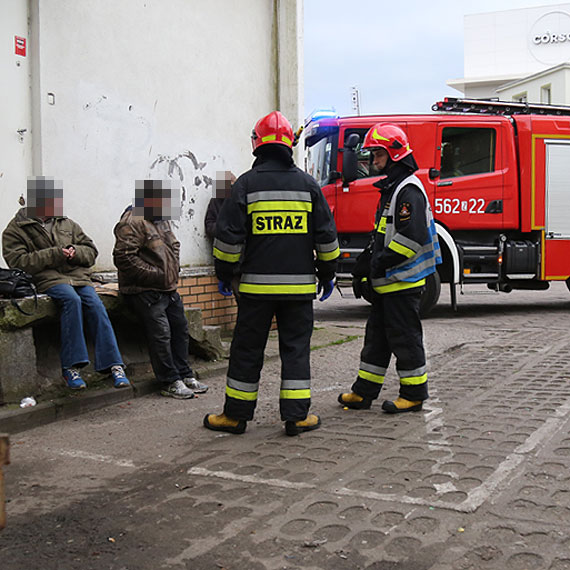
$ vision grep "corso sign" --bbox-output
[533,31,570,44]
[529,11,570,64]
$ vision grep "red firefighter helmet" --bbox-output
[362,123,412,161]
[251,111,294,151]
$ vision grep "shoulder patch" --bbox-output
[399,201,412,220]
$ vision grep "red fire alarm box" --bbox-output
[15,36,26,57]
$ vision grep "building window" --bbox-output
[440,127,496,178]
[541,84,551,104]
[513,92,527,103]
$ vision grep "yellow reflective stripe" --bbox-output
[247,201,312,213]
[261,134,277,142]
[280,389,311,399]
[317,247,340,261]
[239,283,317,294]
[213,247,241,263]
[359,369,385,384]
[373,279,425,294]
[282,135,292,145]
[226,386,258,401]
[388,240,416,258]
[372,129,389,142]
[400,373,428,386]
[376,217,387,234]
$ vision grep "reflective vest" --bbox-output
[371,175,441,294]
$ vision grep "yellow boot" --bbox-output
[338,392,372,410]
[285,413,321,436]
[203,413,247,434]
[381,397,423,414]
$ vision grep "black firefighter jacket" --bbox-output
[213,155,339,300]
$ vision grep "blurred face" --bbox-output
[213,171,236,199]
[35,197,64,218]
[133,180,181,221]
[372,148,390,171]
[27,177,64,218]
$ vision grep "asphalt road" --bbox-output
[1,283,570,569]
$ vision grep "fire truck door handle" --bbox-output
[437,180,453,187]
[485,199,503,214]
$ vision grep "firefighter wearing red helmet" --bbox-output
[205,111,339,436]
[339,123,441,413]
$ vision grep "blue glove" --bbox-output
[317,279,334,302]
[218,280,233,297]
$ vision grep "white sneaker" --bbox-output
[161,380,194,399]
[183,377,209,394]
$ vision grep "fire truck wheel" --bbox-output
[566,277,570,293]
[420,271,441,318]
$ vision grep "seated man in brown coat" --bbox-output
[113,180,207,399]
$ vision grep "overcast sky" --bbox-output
[304,0,564,118]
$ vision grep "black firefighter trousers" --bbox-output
[352,289,429,402]
[224,295,313,422]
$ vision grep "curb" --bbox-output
[0,359,231,435]
[0,327,360,435]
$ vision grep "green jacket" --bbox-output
[2,208,98,293]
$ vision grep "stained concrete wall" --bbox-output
[1,0,303,269]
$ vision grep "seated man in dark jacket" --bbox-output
[2,177,130,390]
[113,180,208,399]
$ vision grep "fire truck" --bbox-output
[304,98,570,314]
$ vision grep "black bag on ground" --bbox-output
[0,268,38,315]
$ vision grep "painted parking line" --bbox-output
[188,395,570,514]
[55,449,136,469]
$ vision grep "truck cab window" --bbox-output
[344,129,381,179]
[441,127,496,179]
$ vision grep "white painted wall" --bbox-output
[0,0,32,255]
[465,4,570,79]
[497,65,570,104]
[1,0,302,269]
[450,4,570,99]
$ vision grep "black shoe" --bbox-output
[285,414,321,436]
[338,392,372,410]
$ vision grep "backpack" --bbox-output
[0,268,38,315]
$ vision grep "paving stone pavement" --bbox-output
[1,285,570,569]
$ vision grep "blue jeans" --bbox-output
[46,284,124,372]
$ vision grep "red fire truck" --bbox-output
[304,98,570,314]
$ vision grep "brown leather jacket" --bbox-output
[113,206,180,294]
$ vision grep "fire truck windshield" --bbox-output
[306,135,333,187]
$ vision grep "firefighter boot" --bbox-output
[285,414,321,437]
[203,413,247,434]
[381,397,423,414]
[338,392,372,410]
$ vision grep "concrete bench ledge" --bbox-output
[0,288,229,407]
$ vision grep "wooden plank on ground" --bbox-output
[0,434,9,530]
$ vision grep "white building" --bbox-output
[448,3,570,104]
[0,0,303,269]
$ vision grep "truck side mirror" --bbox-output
[342,133,361,184]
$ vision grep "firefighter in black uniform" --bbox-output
[204,111,339,436]
[339,124,441,413]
